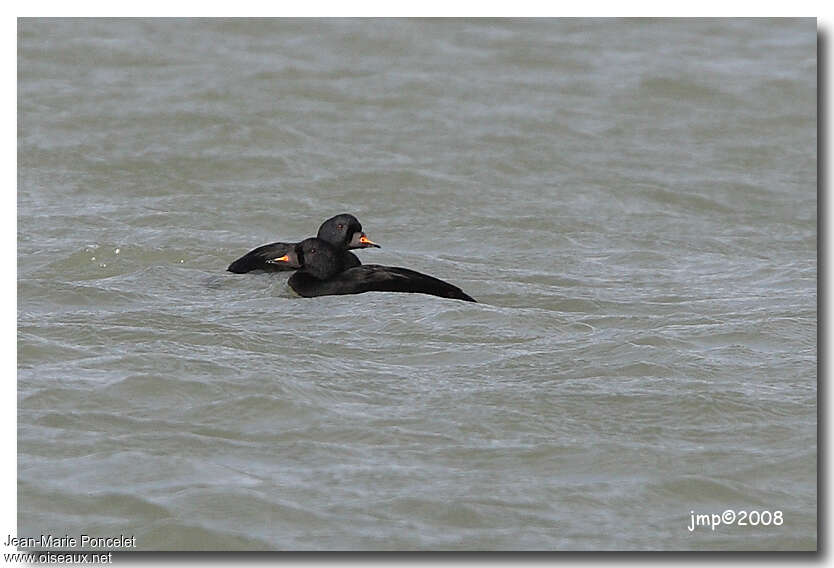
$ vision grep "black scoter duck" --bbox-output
[270,238,476,302]
[227,213,379,273]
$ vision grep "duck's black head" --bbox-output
[269,237,342,280]
[317,213,380,250]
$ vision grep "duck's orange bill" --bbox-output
[359,235,378,246]
[272,254,290,263]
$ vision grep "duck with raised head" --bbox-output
[269,237,476,302]
[227,213,379,273]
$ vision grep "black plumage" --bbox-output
[227,213,379,274]
[276,238,476,303]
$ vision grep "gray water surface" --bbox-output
[18,18,816,550]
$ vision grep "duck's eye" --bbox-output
[337,224,344,229]
[310,248,316,254]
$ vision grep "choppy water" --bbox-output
[17,18,816,550]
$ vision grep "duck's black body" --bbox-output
[279,238,476,302]
[227,213,378,274]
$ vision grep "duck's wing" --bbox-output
[227,242,296,273]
